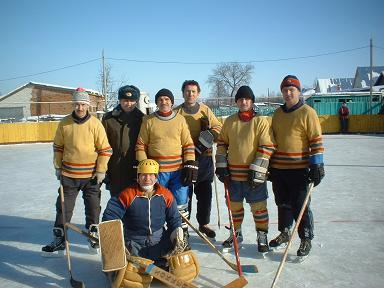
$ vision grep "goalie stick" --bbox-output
[180,212,257,274]
[65,222,198,288]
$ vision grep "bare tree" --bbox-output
[97,63,118,111]
[207,62,254,99]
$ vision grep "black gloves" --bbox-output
[248,158,269,188]
[308,163,325,187]
[215,167,230,183]
[182,160,199,186]
[195,130,214,157]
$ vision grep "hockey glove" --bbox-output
[248,158,269,188]
[168,250,200,283]
[182,160,199,186]
[215,154,229,183]
[55,168,61,180]
[308,163,325,187]
[195,130,214,157]
[215,167,230,183]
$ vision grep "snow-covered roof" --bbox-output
[353,66,384,88]
[315,78,354,93]
[0,82,102,102]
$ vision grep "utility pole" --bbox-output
[369,38,373,115]
[102,49,107,111]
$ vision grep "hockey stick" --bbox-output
[65,222,198,288]
[180,212,257,273]
[270,182,315,288]
[59,183,85,288]
[223,276,248,288]
[224,179,243,277]
[211,144,221,228]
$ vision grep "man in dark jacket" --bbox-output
[102,85,145,197]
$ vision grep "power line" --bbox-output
[108,46,369,65]
[0,58,101,82]
[0,45,373,82]
[374,45,384,50]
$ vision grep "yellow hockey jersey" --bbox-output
[217,114,276,181]
[135,112,195,172]
[271,104,324,169]
[53,115,112,178]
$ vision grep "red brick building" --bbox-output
[0,82,105,121]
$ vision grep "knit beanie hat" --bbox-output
[118,85,140,101]
[280,75,301,92]
[72,87,90,104]
[235,86,255,103]
[155,88,174,104]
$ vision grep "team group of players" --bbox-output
[41,75,325,287]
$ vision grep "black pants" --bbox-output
[270,168,314,240]
[54,175,101,230]
[340,118,348,133]
[188,155,214,226]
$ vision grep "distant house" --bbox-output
[0,82,104,122]
[353,66,384,89]
[314,78,354,93]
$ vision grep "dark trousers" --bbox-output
[340,118,348,133]
[271,168,314,240]
[54,175,101,230]
[188,180,213,226]
[188,155,214,226]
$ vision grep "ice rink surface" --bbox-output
[0,134,383,288]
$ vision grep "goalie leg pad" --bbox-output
[168,250,200,282]
[111,256,154,288]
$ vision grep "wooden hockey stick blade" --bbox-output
[223,276,248,288]
[66,223,198,288]
[180,212,258,273]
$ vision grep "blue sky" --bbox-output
[1,0,383,102]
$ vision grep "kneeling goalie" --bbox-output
[102,159,199,287]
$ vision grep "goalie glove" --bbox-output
[195,130,214,157]
[182,160,198,186]
[248,158,269,188]
[110,256,154,288]
[168,250,200,283]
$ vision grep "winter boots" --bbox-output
[199,225,216,239]
[222,229,243,253]
[88,224,100,254]
[257,230,269,253]
[269,228,291,249]
[41,227,65,257]
[297,238,312,257]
